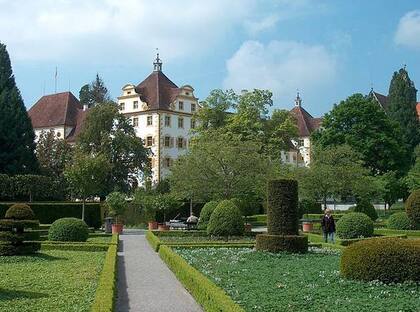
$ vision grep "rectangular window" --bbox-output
[164,157,172,168]
[164,136,171,147]
[177,137,184,149]
[133,117,139,127]
[119,102,125,111]
[179,101,184,110]
[178,117,184,128]
[147,115,153,126]
[133,101,138,109]
[165,115,171,127]
[191,103,196,112]
[298,139,304,147]
[190,119,196,129]
[146,136,153,147]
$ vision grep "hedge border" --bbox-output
[374,228,420,238]
[159,245,244,312]
[91,234,119,312]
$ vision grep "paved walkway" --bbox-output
[116,229,203,312]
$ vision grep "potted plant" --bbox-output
[106,192,127,234]
[154,194,180,231]
[301,218,315,232]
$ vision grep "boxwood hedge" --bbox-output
[48,218,89,242]
[336,212,374,239]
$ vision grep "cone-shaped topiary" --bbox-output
[406,189,420,227]
[340,238,420,283]
[5,203,35,220]
[256,179,308,253]
[48,218,89,242]
[207,200,244,237]
[336,212,374,239]
[387,211,414,230]
[198,201,218,230]
[0,203,40,255]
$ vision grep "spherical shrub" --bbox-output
[340,238,420,283]
[198,201,218,230]
[48,218,89,242]
[353,199,378,221]
[406,189,420,227]
[5,204,35,220]
[387,212,413,230]
[207,200,244,237]
[336,212,374,239]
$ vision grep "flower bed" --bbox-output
[174,247,420,312]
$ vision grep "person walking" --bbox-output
[321,208,336,243]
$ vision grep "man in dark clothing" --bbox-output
[321,208,336,243]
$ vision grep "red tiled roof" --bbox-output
[28,92,82,128]
[372,91,388,110]
[66,110,88,142]
[135,71,180,110]
[290,106,322,137]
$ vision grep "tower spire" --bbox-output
[295,90,302,107]
[153,49,162,72]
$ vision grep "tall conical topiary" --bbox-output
[0,42,38,174]
[387,67,419,153]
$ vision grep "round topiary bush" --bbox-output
[207,200,244,237]
[340,238,420,283]
[353,199,378,221]
[387,211,413,230]
[336,212,374,239]
[48,218,89,242]
[5,203,35,220]
[406,189,420,227]
[198,201,218,230]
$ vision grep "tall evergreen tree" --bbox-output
[387,67,419,151]
[0,43,38,174]
[79,74,110,107]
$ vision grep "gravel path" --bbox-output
[116,229,203,312]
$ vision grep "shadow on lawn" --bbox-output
[0,289,48,301]
[0,252,67,263]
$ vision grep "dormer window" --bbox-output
[186,92,190,96]
[127,91,131,95]
[179,101,184,110]
[133,101,138,109]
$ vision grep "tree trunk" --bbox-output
[190,198,193,215]
[323,195,327,210]
[82,198,86,221]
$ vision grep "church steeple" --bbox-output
[295,91,302,107]
[153,52,162,72]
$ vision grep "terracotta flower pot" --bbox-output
[112,223,124,234]
[244,223,252,232]
[302,222,313,233]
[158,224,169,231]
[148,221,158,230]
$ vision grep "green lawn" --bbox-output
[0,250,106,312]
[175,247,420,312]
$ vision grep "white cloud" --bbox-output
[395,10,420,50]
[223,40,337,101]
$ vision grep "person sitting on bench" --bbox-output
[186,213,199,229]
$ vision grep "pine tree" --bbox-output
[0,43,38,174]
[387,67,419,152]
[78,74,110,108]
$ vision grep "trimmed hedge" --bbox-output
[0,202,101,228]
[353,199,378,221]
[387,212,414,230]
[146,230,161,252]
[374,228,420,238]
[159,245,244,312]
[91,238,119,312]
[48,218,89,242]
[406,189,420,227]
[151,230,207,237]
[255,234,308,253]
[336,212,374,239]
[298,200,322,217]
[207,200,244,237]
[198,201,218,230]
[340,238,420,283]
[5,203,35,220]
[340,234,407,246]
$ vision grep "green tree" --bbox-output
[64,151,111,220]
[313,93,408,175]
[79,74,110,107]
[405,145,420,192]
[77,103,149,193]
[387,67,419,151]
[0,42,38,174]
[377,171,407,209]
[36,130,72,178]
[106,191,127,224]
[170,131,269,202]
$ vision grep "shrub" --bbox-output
[207,200,244,237]
[336,212,374,239]
[387,212,413,230]
[298,200,322,217]
[5,203,35,220]
[48,218,89,242]
[106,192,127,224]
[353,199,378,221]
[406,189,420,227]
[390,201,405,211]
[340,238,420,283]
[198,201,218,230]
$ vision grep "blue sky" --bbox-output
[1,0,419,116]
